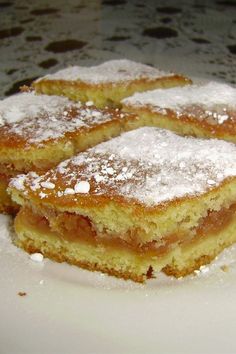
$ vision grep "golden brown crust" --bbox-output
[0,115,139,174]
[12,165,236,215]
[33,75,191,92]
[163,254,214,277]
[33,75,192,108]
[0,101,137,216]
[18,237,146,283]
[15,208,150,282]
[0,106,137,150]
[123,104,236,142]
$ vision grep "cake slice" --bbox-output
[9,127,236,282]
[122,81,236,143]
[32,59,191,108]
[0,91,137,213]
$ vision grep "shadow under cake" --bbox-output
[9,127,236,282]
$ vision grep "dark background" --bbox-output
[0,0,235,97]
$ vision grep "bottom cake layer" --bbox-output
[0,174,18,214]
[14,207,236,282]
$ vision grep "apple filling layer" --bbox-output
[20,201,236,258]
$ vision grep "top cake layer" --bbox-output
[0,92,131,147]
[122,82,236,126]
[10,127,236,208]
[36,59,174,84]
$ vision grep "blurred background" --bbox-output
[0,0,235,97]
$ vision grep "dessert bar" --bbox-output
[9,127,236,282]
[122,82,236,143]
[0,92,137,213]
[33,59,191,108]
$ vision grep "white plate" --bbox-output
[1,213,236,354]
[0,75,235,354]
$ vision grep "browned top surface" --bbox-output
[9,127,236,213]
[122,82,236,136]
[0,98,135,149]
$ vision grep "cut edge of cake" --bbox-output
[8,127,236,282]
[0,91,139,214]
[122,82,236,143]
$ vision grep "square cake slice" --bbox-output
[9,127,236,282]
[32,59,191,108]
[122,81,236,143]
[0,91,137,213]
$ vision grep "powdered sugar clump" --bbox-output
[11,127,236,206]
[40,182,55,189]
[74,181,90,193]
[122,82,236,125]
[30,253,44,262]
[12,175,26,191]
[37,59,174,84]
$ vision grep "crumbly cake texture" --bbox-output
[0,174,18,214]
[9,127,236,282]
[0,91,138,214]
[122,82,236,142]
[33,59,191,108]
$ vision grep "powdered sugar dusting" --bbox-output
[0,92,74,125]
[11,127,236,206]
[37,59,174,84]
[122,82,236,125]
[0,92,130,146]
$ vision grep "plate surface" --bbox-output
[1,213,236,354]
[1,0,235,351]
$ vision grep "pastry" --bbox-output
[122,81,236,142]
[33,59,191,108]
[9,127,236,282]
[0,91,137,213]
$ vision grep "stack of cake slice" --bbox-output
[0,91,137,213]
[3,58,236,283]
[0,59,190,214]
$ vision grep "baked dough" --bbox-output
[9,127,236,282]
[122,82,236,142]
[33,59,191,108]
[0,91,137,213]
